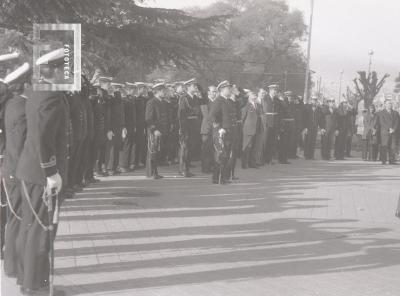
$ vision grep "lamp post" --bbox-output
[303,0,314,103]
[368,50,374,76]
[338,70,344,103]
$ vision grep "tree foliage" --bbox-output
[151,0,308,92]
[353,71,389,108]
[0,0,225,78]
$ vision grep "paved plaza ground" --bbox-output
[2,158,400,295]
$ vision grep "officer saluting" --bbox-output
[0,51,20,260]
[16,48,68,296]
[2,61,31,279]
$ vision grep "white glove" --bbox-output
[154,130,162,137]
[122,127,127,139]
[107,130,114,140]
[303,128,308,136]
[334,130,339,137]
[320,129,326,135]
[218,128,226,137]
[46,172,62,196]
[389,128,394,134]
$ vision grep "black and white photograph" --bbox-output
[0,0,399,295]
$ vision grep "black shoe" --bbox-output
[279,161,291,164]
[231,176,239,180]
[119,167,131,173]
[153,174,164,179]
[111,170,121,176]
[89,177,100,183]
[183,171,194,178]
[73,185,83,192]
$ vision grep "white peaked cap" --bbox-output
[36,48,64,66]
[4,63,30,84]
[0,52,20,62]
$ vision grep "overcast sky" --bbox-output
[145,0,400,95]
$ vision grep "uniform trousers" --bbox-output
[179,121,197,173]
[303,128,318,160]
[3,177,22,277]
[381,134,396,164]
[321,130,335,160]
[94,134,106,172]
[201,134,213,173]
[106,129,122,171]
[227,125,240,178]
[334,130,346,160]
[278,129,290,163]
[167,127,179,164]
[119,131,135,169]
[145,130,161,177]
[212,129,231,183]
[241,134,256,169]
[264,126,277,164]
[16,181,59,290]
[134,126,146,167]
[0,178,6,258]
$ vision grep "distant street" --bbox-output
[2,158,400,296]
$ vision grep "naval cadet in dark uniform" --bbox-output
[277,92,293,164]
[166,83,180,165]
[133,82,148,170]
[105,83,126,175]
[200,85,218,173]
[178,78,201,177]
[15,48,68,296]
[303,96,325,160]
[209,80,233,184]
[92,77,112,176]
[145,82,170,179]
[119,82,137,172]
[262,84,280,165]
[0,51,21,259]
[286,91,304,159]
[321,99,339,160]
[241,90,261,169]
[2,62,30,278]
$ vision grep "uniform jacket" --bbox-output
[288,102,305,130]
[91,94,107,139]
[303,104,325,130]
[16,90,69,186]
[208,95,235,131]
[200,98,214,135]
[322,106,338,133]
[261,94,280,128]
[178,93,201,132]
[122,96,136,135]
[3,94,27,178]
[242,102,260,136]
[145,97,170,134]
[106,92,125,132]
[135,95,147,130]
